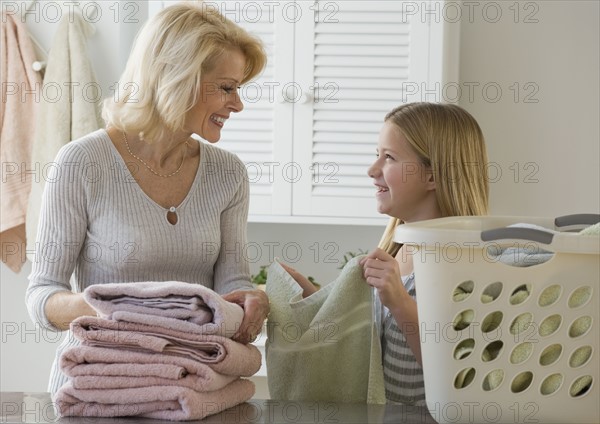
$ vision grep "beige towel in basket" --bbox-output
[579,222,600,236]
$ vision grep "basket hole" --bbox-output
[454,339,475,360]
[482,369,504,391]
[481,282,503,304]
[453,309,475,331]
[511,371,533,393]
[539,314,562,337]
[481,311,503,333]
[569,346,592,368]
[569,316,592,338]
[509,284,531,305]
[568,286,592,309]
[482,341,503,362]
[539,344,562,366]
[453,281,474,302]
[510,312,534,336]
[540,373,563,395]
[570,375,593,397]
[538,284,562,307]
[510,342,533,364]
[454,368,476,389]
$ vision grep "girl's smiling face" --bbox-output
[185,49,246,142]
[368,121,439,223]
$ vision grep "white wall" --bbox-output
[458,0,599,217]
[2,0,599,392]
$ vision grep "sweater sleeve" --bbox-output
[212,155,253,295]
[25,143,90,331]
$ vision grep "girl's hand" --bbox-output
[222,289,270,344]
[278,262,318,298]
[359,248,408,313]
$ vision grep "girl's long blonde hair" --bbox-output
[378,103,490,256]
[103,2,267,142]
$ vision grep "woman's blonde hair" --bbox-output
[378,102,490,256]
[103,2,267,142]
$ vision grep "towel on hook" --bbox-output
[83,281,244,337]
[55,378,255,421]
[26,11,103,260]
[265,257,386,404]
[0,13,42,273]
[70,316,261,377]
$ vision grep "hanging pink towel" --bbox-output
[0,13,41,273]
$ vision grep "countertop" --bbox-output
[1,392,437,423]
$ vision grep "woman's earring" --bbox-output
[138,131,145,142]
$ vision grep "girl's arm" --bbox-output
[360,248,423,366]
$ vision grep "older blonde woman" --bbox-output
[26,3,269,394]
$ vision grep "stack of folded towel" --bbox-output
[54,281,261,421]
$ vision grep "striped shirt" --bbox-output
[380,273,426,405]
[25,129,253,394]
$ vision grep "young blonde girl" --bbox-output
[284,102,489,405]
[359,102,489,404]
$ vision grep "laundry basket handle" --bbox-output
[481,227,555,244]
[481,214,600,244]
[554,213,600,228]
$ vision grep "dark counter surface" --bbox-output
[1,392,437,423]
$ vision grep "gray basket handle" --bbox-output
[481,214,600,244]
[554,214,600,228]
[481,227,555,244]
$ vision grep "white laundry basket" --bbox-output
[394,214,599,424]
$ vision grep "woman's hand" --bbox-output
[359,248,408,313]
[222,289,270,344]
[45,292,97,331]
[279,262,318,298]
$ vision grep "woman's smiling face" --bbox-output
[185,49,246,142]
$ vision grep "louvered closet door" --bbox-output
[293,1,431,219]
[211,1,294,216]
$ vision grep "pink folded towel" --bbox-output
[71,316,261,377]
[55,379,255,421]
[60,345,238,392]
[84,281,244,337]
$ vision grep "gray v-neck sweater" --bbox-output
[25,129,252,392]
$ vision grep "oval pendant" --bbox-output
[166,207,178,225]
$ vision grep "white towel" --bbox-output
[0,13,42,273]
[26,11,103,259]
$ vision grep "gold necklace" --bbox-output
[122,131,190,178]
